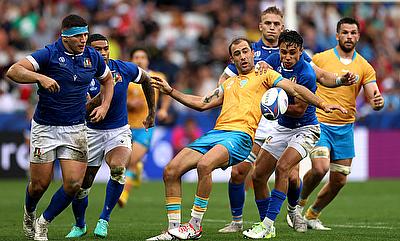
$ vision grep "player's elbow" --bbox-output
[6,64,18,81]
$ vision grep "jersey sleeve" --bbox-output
[27,47,50,71]
[124,61,141,83]
[224,63,239,77]
[94,51,110,80]
[264,69,283,88]
[303,51,312,63]
[311,53,322,67]
[362,61,376,85]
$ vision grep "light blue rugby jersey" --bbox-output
[28,38,108,126]
[266,53,318,129]
[224,38,313,77]
[87,59,142,130]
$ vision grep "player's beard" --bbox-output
[339,40,356,53]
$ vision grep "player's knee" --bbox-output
[64,180,82,195]
[252,170,265,185]
[30,181,49,196]
[197,161,213,176]
[231,167,247,183]
[163,164,180,183]
[75,187,91,199]
[275,163,290,179]
[110,166,126,184]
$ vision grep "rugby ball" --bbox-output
[260,87,288,120]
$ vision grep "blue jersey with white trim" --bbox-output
[28,38,108,126]
[266,53,318,129]
[87,59,142,130]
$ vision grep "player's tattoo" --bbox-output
[204,88,220,103]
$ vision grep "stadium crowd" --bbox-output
[0,0,399,125]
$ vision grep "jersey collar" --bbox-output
[333,47,357,61]
[258,38,279,51]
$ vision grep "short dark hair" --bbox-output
[336,17,360,33]
[228,37,252,56]
[278,30,303,49]
[130,47,149,59]
[61,14,88,30]
[261,6,284,20]
[87,34,108,45]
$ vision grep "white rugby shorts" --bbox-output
[261,124,320,160]
[30,120,88,163]
[87,125,132,167]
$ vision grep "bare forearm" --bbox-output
[292,84,324,109]
[141,77,156,115]
[169,89,205,111]
[7,64,42,84]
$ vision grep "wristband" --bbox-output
[335,77,343,86]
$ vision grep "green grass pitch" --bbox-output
[1,179,399,240]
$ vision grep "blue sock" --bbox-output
[266,189,287,221]
[25,185,40,213]
[72,196,88,228]
[255,197,270,221]
[228,181,245,221]
[287,179,302,207]
[43,186,74,222]
[99,179,124,221]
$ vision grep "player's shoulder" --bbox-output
[266,53,280,67]
[354,52,373,67]
[111,59,138,71]
[149,70,166,80]
[313,48,333,59]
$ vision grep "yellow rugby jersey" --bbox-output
[214,69,283,140]
[127,70,163,128]
[313,48,376,124]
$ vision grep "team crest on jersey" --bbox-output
[112,71,122,84]
[84,58,92,68]
[239,79,248,88]
[290,76,297,83]
[277,66,282,73]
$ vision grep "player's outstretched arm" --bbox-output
[276,78,347,114]
[138,71,156,130]
[7,58,60,93]
[364,82,384,111]
[151,76,223,111]
[313,64,356,87]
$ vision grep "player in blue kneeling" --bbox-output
[65,34,155,239]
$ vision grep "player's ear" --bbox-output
[258,22,262,32]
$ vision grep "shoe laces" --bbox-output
[250,222,267,233]
[97,220,108,231]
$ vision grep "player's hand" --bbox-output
[339,72,357,86]
[89,104,109,123]
[255,61,272,76]
[371,90,384,111]
[320,102,347,114]
[143,113,155,131]
[157,109,169,121]
[150,76,172,94]
[38,75,60,93]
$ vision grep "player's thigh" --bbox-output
[276,147,303,173]
[130,142,148,165]
[253,148,278,180]
[166,147,203,176]
[197,144,230,172]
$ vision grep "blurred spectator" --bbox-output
[171,117,203,155]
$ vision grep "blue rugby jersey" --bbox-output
[28,38,108,126]
[87,59,142,130]
[224,38,313,77]
[266,53,318,129]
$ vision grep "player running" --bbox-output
[65,34,155,238]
